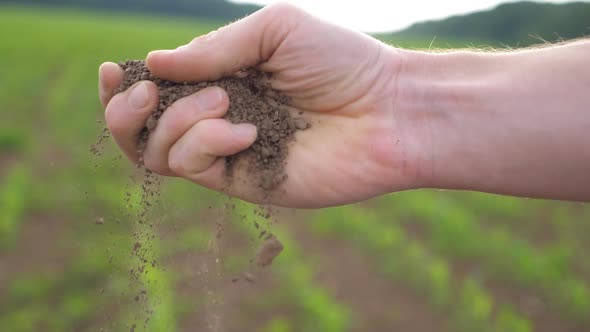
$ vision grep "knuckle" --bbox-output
[193,119,210,134]
[159,104,185,133]
[167,153,186,175]
[259,2,306,54]
[193,122,215,150]
[265,1,299,16]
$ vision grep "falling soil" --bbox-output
[93,60,307,331]
[114,59,306,266]
[255,235,284,267]
[115,59,312,269]
[116,60,310,193]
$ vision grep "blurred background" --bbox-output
[0,0,589,331]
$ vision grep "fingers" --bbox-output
[98,62,124,108]
[146,2,307,82]
[104,81,159,162]
[104,78,255,185]
[142,87,229,175]
[168,119,257,181]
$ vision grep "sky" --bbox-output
[230,0,580,32]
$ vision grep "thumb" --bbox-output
[146,3,307,82]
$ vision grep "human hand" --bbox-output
[99,3,428,208]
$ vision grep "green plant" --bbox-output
[311,205,534,332]
[0,129,28,153]
[0,164,30,249]
[376,192,590,323]
[234,202,351,332]
[495,306,532,332]
[262,317,293,332]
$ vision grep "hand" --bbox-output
[99,3,428,208]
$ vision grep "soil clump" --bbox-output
[255,235,284,267]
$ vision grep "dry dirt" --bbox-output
[111,60,310,274]
[91,61,314,331]
[116,60,309,193]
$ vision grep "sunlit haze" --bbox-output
[230,0,580,32]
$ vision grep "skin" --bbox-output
[99,3,590,208]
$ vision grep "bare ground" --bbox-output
[283,210,449,332]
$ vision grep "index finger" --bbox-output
[145,3,307,82]
[99,62,124,108]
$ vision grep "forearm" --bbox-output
[394,40,590,201]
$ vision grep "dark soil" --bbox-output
[116,60,309,193]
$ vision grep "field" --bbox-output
[1,5,590,332]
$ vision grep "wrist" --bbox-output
[365,45,430,193]
[381,41,590,200]
[391,48,502,191]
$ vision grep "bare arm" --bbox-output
[100,3,590,207]
[392,40,590,201]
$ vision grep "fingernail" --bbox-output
[194,88,223,111]
[129,82,149,110]
[232,123,257,140]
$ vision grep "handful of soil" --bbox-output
[115,60,310,192]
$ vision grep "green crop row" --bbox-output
[0,164,31,249]
[376,191,590,323]
[550,205,590,278]
[0,129,29,154]
[232,202,351,332]
[0,180,188,332]
[311,205,533,332]
[0,241,117,332]
[115,183,179,332]
[0,55,59,122]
